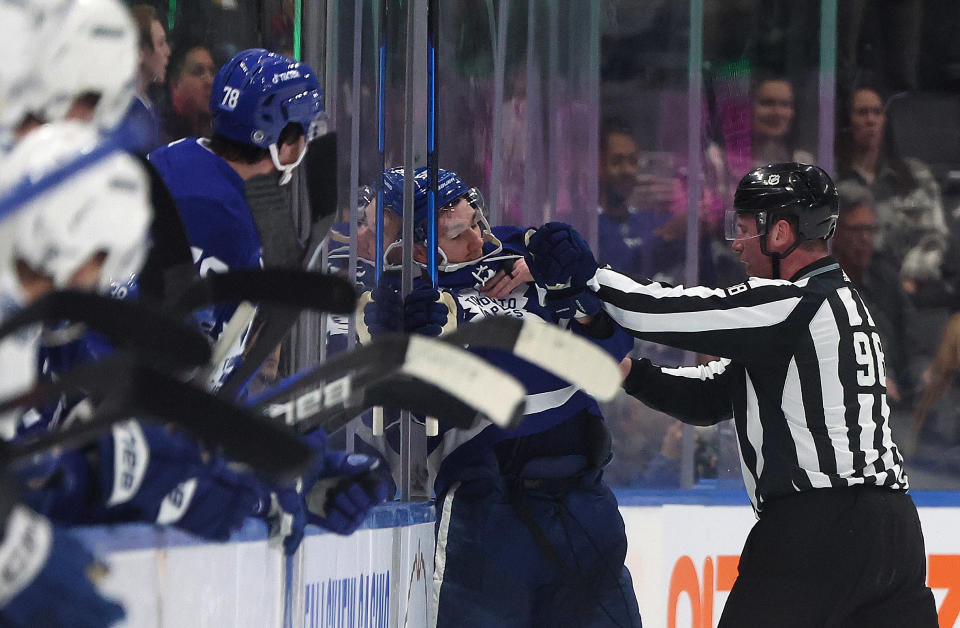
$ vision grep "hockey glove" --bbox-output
[403,288,456,337]
[153,459,263,541]
[97,421,204,513]
[22,421,204,525]
[358,287,402,344]
[260,430,328,555]
[525,223,601,319]
[305,451,392,536]
[0,506,124,628]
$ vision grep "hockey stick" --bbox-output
[247,333,526,432]
[0,290,211,370]
[303,131,340,255]
[0,357,311,477]
[168,269,356,391]
[215,303,300,399]
[288,375,484,438]
[266,317,623,435]
[423,0,441,437]
[440,317,623,401]
[371,0,389,436]
[168,268,356,316]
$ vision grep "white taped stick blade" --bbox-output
[402,336,525,429]
[512,319,622,401]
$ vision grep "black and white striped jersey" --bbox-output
[602,256,908,511]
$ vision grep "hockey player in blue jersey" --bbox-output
[359,168,643,627]
[143,48,387,547]
[148,47,326,345]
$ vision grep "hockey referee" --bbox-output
[524,163,938,627]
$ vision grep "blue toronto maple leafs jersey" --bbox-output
[148,138,263,341]
[328,225,633,496]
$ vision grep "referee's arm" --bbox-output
[588,268,805,363]
[621,357,734,426]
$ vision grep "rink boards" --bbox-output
[75,492,960,628]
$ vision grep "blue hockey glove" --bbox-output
[0,506,124,628]
[525,222,599,290]
[96,421,204,514]
[305,451,392,535]
[363,287,402,336]
[153,459,263,541]
[21,421,204,525]
[525,223,601,319]
[260,430,328,555]
[403,288,453,337]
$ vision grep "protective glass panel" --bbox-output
[837,1,960,489]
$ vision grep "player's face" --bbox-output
[437,198,484,263]
[850,88,885,151]
[143,20,171,84]
[752,80,795,141]
[730,214,771,278]
[173,47,215,115]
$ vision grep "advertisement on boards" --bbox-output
[621,504,960,628]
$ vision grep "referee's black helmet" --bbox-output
[733,162,840,242]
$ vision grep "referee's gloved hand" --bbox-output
[525,222,601,319]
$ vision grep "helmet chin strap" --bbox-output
[381,232,504,273]
[269,142,307,186]
[759,234,802,280]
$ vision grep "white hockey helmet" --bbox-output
[31,0,138,131]
[0,0,48,148]
[3,121,152,291]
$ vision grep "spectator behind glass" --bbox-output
[125,4,170,154]
[833,180,921,405]
[749,75,815,167]
[912,312,960,456]
[835,85,948,278]
[163,44,215,143]
[597,118,715,286]
[706,73,815,204]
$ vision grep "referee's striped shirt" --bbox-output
[600,256,908,511]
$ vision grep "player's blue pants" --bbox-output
[431,452,642,628]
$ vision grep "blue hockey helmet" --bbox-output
[380,167,481,236]
[211,49,325,183]
[378,167,498,271]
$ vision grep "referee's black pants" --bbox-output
[719,486,938,628]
